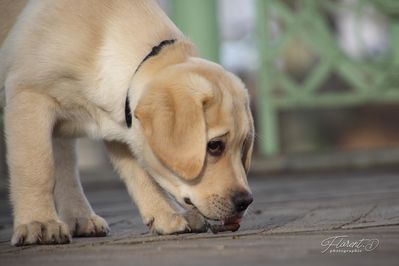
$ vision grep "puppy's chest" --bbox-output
[54,103,126,140]
[50,74,129,140]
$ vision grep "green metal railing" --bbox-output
[170,0,219,62]
[256,0,399,156]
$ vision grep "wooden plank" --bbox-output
[0,171,398,265]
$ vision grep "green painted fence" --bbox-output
[170,0,219,62]
[256,0,399,156]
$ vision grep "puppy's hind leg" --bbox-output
[6,91,70,246]
[53,138,109,237]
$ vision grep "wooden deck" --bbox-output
[0,170,398,265]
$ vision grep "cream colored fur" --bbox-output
[0,0,254,246]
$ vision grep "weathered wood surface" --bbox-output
[0,170,398,265]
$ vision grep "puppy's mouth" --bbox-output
[183,197,242,228]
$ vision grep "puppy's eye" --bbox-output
[207,140,225,156]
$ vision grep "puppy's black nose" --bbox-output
[232,191,253,212]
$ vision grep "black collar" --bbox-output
[125,39,176,128]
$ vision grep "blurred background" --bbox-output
[1,0,399,186]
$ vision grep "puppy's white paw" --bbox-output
[63,214,110,237]
[11,220,71,246]
[145,212,190,235]
[144,210,207,235]
[183,209,208,233]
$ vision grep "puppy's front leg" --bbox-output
[105,141,207,234]
[5,91,71,246]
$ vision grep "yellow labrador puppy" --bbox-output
[0,0,254,246]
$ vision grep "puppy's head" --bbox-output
[134,57,254,223]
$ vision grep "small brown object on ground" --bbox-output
[209,223,240,234]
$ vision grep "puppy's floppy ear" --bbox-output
[242,105,255,173]
[242,134,254,174]
[135,84,210,180]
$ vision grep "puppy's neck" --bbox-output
[131,39,197,86]
[125,39,197,127]
[125,39,177,128]
[119,39,196,148]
